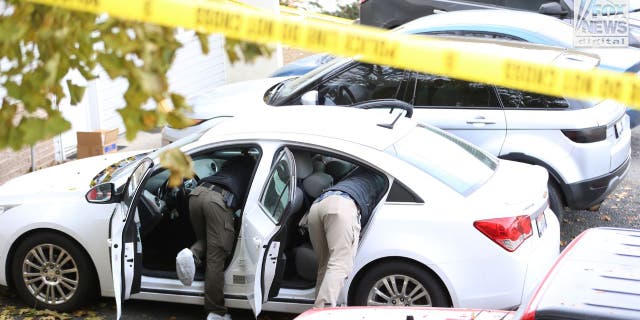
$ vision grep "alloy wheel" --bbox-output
[21,243,79,305]
[366,274,432,306]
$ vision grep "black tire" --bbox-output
[354,261,450,307]
[548,181,565,224]
[11,232,97,312]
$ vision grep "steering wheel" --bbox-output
[157,174,200,216]
[338,85,357,104]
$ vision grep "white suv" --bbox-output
[163,40,631,221]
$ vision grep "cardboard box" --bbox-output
[76,128,119,159]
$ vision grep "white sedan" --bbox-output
[0,105,559,319]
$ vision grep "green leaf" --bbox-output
[18,117,46,146]
[166,111,194,129]
[42,52,60,87]
[159,148,194,188]
[66,80,87,105]
[97,53,125,79]
[196,32,210,54]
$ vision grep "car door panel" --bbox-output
[240,147,296,316]
[110,158,153,320]
[409,73,507,154]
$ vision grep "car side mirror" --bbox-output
[539,2,568,17]
[301,91,319,105]
[85,183,119,204]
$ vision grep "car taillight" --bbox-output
[474,215,533,252]
[561,126,606,143]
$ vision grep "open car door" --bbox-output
[241,148,297,316]
[109,158,152,320]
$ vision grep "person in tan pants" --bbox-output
[307,166,386,308]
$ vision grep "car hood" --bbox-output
[187,77,290,119]
[0,150,147,203]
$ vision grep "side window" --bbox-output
[261,153,293,223]
[423,31,524,42]
[386,180,423,203]
[413,73,497,108]
[316,63,408,105]
[458,31,524,41]
[498,0,551,11]
[496,87,569,109]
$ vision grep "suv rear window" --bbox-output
[389,124,497,195]
[496,87,595,110]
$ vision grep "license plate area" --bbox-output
[614,119,624,138]
[534,211,547,238]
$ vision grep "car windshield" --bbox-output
[390,124,497,195]
[90,152,148,187]
[266,57,350,105]
[90,131,206,189]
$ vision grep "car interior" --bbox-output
[135,146,261,280]
[131,145,386,293]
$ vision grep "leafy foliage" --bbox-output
[159,148,194,188]
[0,1,272,150]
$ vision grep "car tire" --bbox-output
[11,232,97,312]
[354,261,450,307]
[548,181,565,224]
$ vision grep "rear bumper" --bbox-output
[564,155,630,209]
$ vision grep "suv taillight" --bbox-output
[474,216,532,252]
[561,126,606,143]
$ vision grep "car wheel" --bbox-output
[548,181,565,224]
[354,261,450,307]
[11,232,96,312]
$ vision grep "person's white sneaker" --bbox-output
[175,248,195,286]
[206,313,230,320]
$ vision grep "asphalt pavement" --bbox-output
[1,126,639,320]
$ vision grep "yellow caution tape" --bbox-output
[27,0,640,109]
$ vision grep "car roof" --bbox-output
[396,9,640,71]
[397,9,568,35]
[405,34,600,69]
[197,105,416,150]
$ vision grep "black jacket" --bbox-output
[327,167,386,226]
[199,156,255,210]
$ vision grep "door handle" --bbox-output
[466,116,496,125]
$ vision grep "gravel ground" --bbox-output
[2,127,639,320]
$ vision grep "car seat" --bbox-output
[325,159,355,181]
[294,169,334,283]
